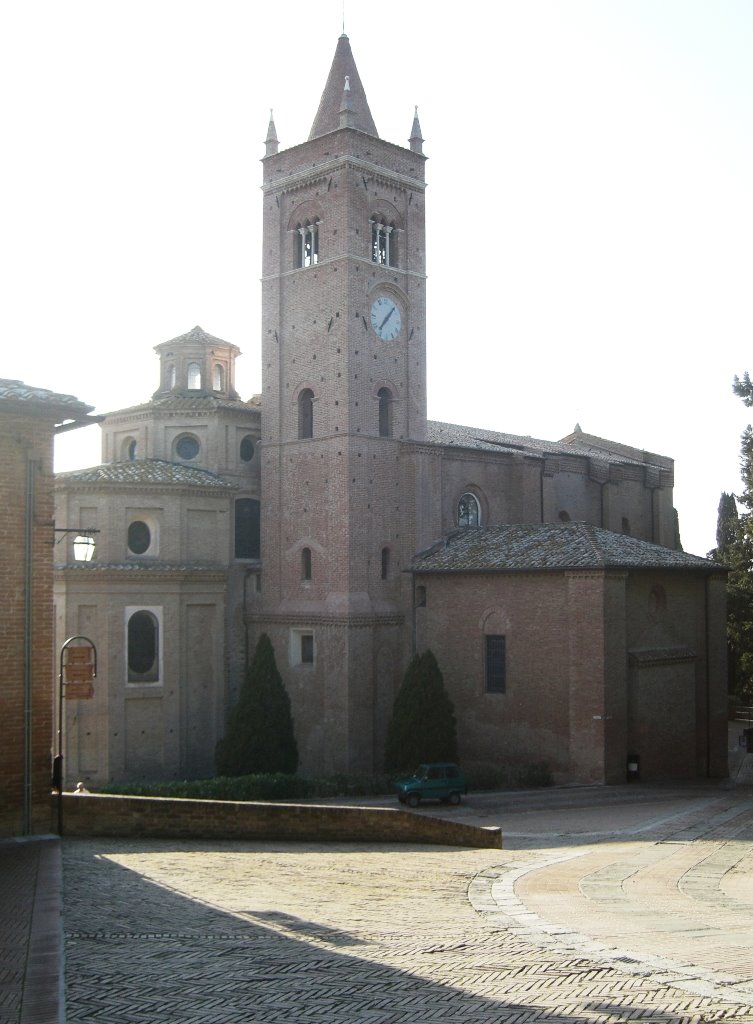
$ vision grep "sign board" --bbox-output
[64,646,95,700]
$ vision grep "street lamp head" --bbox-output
[72,534,95,562]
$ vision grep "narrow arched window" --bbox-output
[378,387,392,438]
[213,363,224,391]
[301,547,312,581]
[187,362,202,390]
[127,610,159,682]
[167,364,176,389]
[381,546,390,580]
[458,492,480,528]
[235,498,260,559]
[298,388,314,439]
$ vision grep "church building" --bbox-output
[55,35,728,788]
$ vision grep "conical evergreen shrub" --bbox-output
[215,633,298,776]
[384,649,457,772]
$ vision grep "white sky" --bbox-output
[3,0,753,557]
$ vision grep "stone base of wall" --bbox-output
[58,793,502,849]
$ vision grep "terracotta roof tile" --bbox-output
[0,378,92,416]
[56,458,236,489]
[413,523,719,573]
[426,420,654,467]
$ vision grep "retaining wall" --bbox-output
[58,793,502,849]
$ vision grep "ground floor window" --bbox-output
[126,607,161,683]
[290,628,315,666]
[485,634,506,693]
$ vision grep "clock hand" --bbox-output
[379,307,396,329]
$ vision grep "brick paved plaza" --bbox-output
[61,784,753,1023]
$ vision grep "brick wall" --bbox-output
[0,413,56,835]
[59,793,502,849]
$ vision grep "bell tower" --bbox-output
[256,35,428,774]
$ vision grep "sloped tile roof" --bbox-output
[106,394,259,418]
[0,378,92,416]
[161,325,231,348]
[56,458,236,489]
[309,34,378,140]
[413,523,719,573]
[426,421,650,467]
[55,560,228,573]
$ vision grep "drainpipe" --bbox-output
[705,576,711,778]
[23,456,36,834]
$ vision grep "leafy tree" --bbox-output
[215,633,298,776]
[708,371,753,704]
[384,649,457,772]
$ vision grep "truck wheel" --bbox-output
[448,791,461,805]
[407,792,421,808]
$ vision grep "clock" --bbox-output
[370,296,402,341]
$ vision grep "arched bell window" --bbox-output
[295,220,319,268]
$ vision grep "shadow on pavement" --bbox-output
[63,837,727,1023]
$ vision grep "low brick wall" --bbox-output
[58,793,502,849]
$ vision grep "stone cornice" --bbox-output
[263,155,426,198]
[262,252,427,284]
[250,611,404,628]
[54,563,228,583]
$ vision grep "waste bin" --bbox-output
[745,729,753,754]
[626,754,640,782]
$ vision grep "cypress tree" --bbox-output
[384,649,457,772]
[215,633,298,776]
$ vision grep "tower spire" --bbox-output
[409,106,424,154]
[265,109,279,156]
[309,35,378,139]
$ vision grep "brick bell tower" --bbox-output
[256,35,427,774]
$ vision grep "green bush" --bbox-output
[102,773,316,802]
[215,633,298,776]
[514,762,554,789]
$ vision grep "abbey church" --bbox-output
[55,35,728,788]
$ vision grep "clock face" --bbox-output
[370,296,402,341]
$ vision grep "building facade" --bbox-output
[54,35,728,788]
[1,379,93,836]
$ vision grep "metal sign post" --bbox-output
[56,636,97,835]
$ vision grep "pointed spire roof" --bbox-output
[309,34,378,140]
[265,109,279,156]
[409,105,424,154]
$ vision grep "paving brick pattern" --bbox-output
[62,787,753,1023]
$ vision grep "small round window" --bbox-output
[240,435,255,462]
[175,435,200,460]
[128,520,151,555]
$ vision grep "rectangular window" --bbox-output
[290,628,315,666]
[485,635,506,693]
